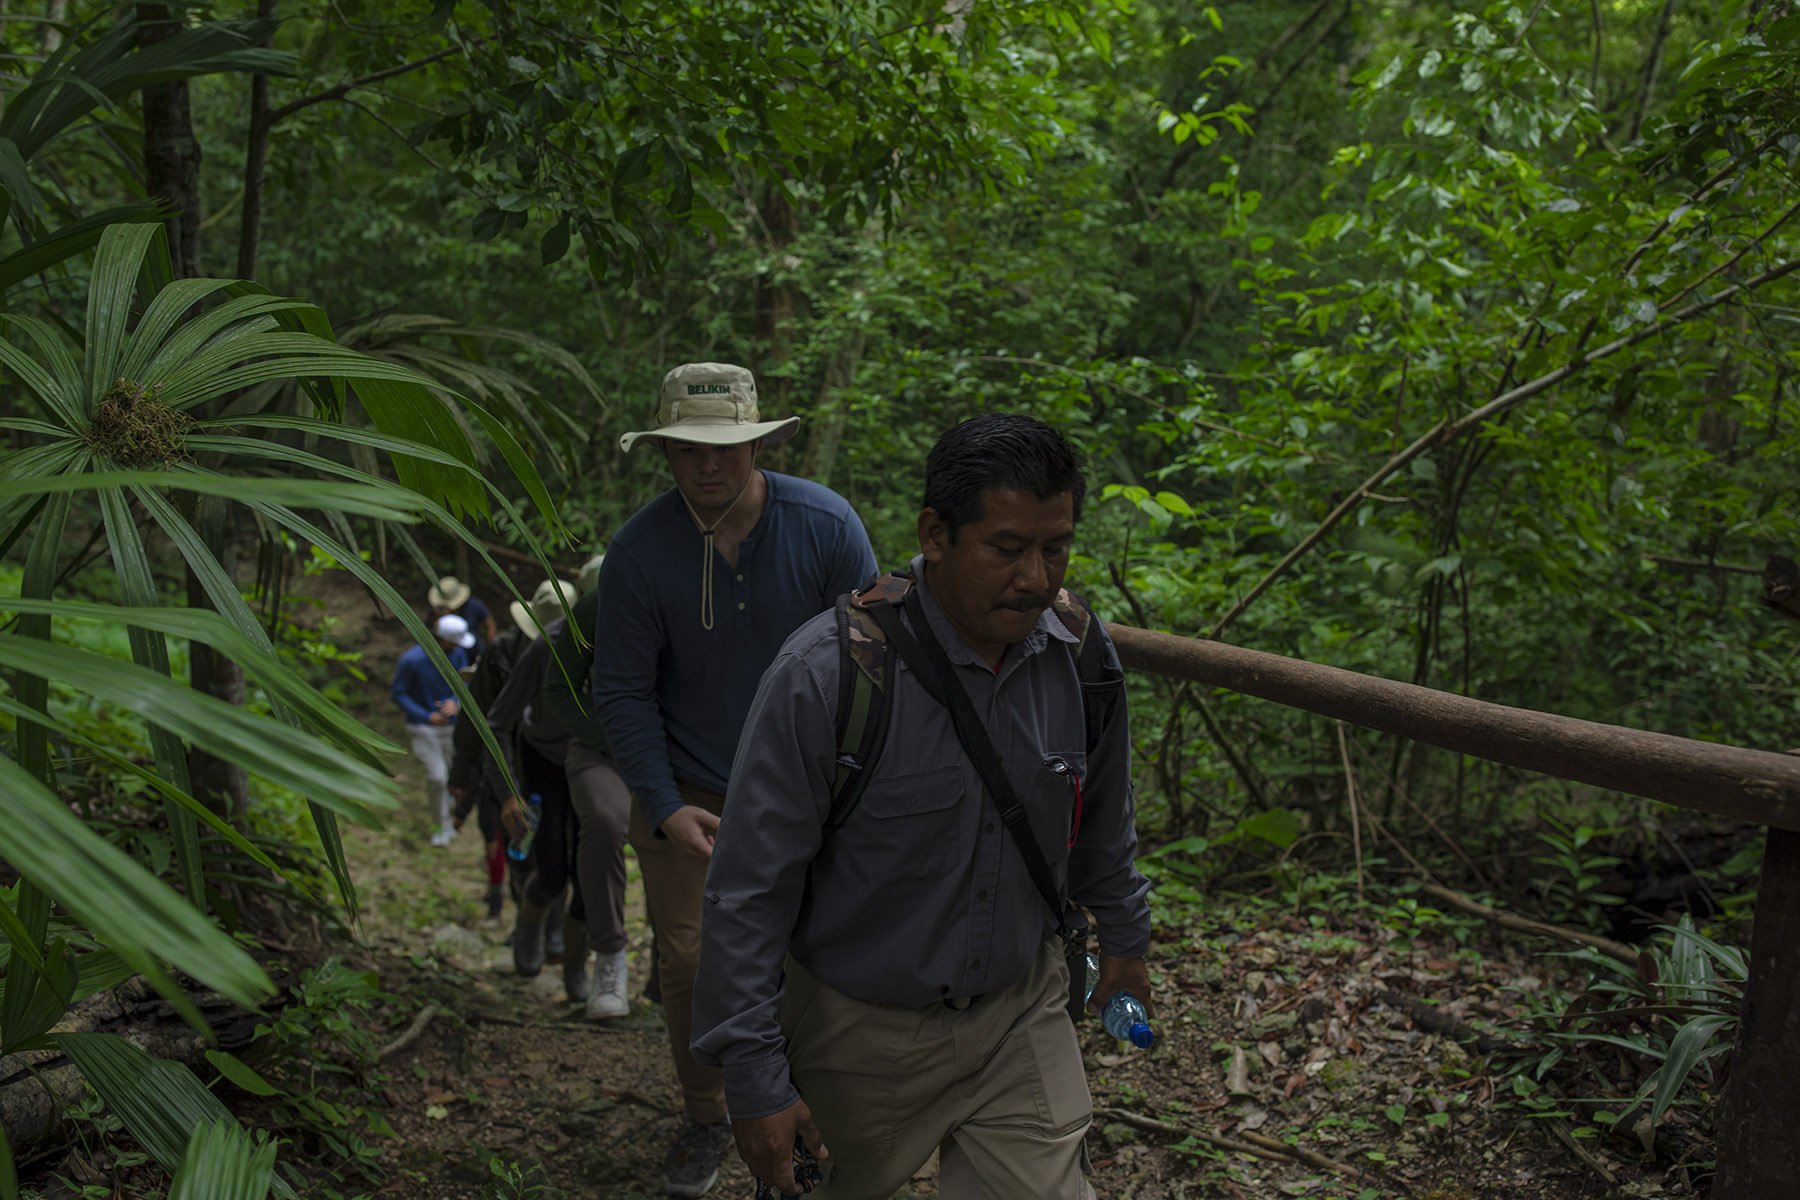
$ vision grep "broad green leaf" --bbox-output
[98,484,205,909]
[168,1119,277,1200]
[0,689,287,879]
[0,1114,15,1200]
[0,756,271,1011]
[0,595,396,765]
[204,1050,283,1098]
[0,469,430,521]
[0,939,74,1055]
[55,1033,293,1199]
[83,223,163,406]
[1645,1014,1732,1128]
[0,314,82,428]
[0,631,396,821]
[0,205,164,297]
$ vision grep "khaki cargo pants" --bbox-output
[781,941,1096,1199]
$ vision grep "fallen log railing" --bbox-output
[1105,621,1800,1198]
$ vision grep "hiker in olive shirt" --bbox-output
[693,415,1152,1198]
[593,362,877,1199]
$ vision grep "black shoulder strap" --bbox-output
[867,591,1067,927]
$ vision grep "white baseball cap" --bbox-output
[434,613,476,649]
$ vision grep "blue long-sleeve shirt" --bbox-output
[391,642,470,726]
[593,470,877,830]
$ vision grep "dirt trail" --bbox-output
[319,571,1682,1200]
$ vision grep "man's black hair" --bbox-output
[923,414,1086,539]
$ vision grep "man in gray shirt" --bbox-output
[692,414,1153,1198]
[594,362,876,1198]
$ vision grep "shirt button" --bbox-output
[976,889,989,900]
[737,602,745,610]
[984,821,996,834]
[736,574,744,581]
[971,959,982,970]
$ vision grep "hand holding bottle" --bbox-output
[1084,952,1156,1049]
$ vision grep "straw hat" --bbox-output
[577,554,606,596]
[617,362,799,453]
[509,578,578,641]
[428,575,471,610]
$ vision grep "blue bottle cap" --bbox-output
[1128,1022,1155,1049]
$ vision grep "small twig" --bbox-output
[1373,989,1514,1055]
[1420,884,1638,964]
[1335,722,1365,903]
[269,44,465,123]
[1549,1119,1619,1185]
[465,1011,635,1035]
[1092,1105,1363,1178]
[379,1003,441,1060]
[1644,553,1762,576]
[1206,255,1800,640]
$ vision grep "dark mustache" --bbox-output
[997,595,1052,612]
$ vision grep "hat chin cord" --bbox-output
[680,475,751,631]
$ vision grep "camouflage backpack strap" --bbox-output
[828,570,915,828]
[1053,586,1120,752]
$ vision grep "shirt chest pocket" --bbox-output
[856,764,965,881]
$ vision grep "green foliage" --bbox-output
[55,1032,293,1197]
[486,1158,565,1200]
[1530,820,1627,931]
[245,959,400,1190]
[429,0,1105,275]
[1509,916,1746,1143]
[166,1120,278,1200]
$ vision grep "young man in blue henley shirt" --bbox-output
[592,361,876,1199]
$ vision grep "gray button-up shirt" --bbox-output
[691,560,1152,1120]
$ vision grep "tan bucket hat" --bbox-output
[428,575,471,610]
[618,362,800,453]
[509,578,578,641]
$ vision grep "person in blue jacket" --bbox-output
[392,613,475,846]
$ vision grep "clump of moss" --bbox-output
[83,379,191,467]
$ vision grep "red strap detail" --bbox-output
[1067,769,1085,848]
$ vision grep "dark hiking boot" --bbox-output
[562,917,592,1002]
[511,896,549,977]
[662,1120,731,1198]
[545,903,565,965]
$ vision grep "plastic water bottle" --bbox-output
[1084,952,1156,1049]
[505,793,543,862]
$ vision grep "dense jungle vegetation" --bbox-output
[0,0,1795,1196]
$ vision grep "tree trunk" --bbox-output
[752,182,800,412]
[140,2,250,819]
[186,502,250,820]
[138,3,204,278]
[40,0,65,55]
[236,0,277,280]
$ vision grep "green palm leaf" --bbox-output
[0,204,164,297]
[167,1119,277,1200]
[0,596,396,763]
[0,469,434,520]
[54,1033,293,1198]
[0,632,398,822]
[83,222,162,404]
[0,754,271,1014]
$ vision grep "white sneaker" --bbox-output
[429,826,455,847]
[585,949,629,1019]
